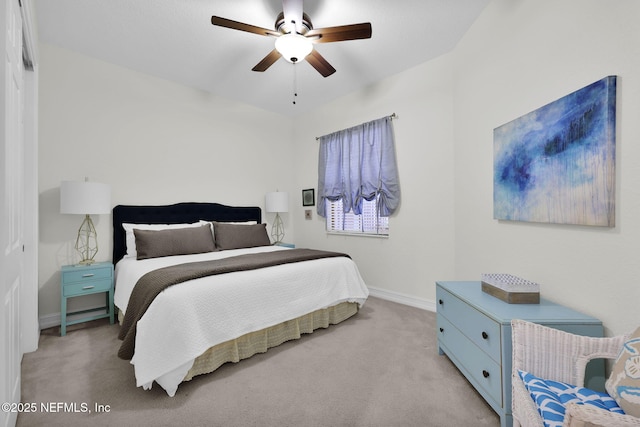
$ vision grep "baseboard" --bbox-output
[367,286,436,312]
[39,312,60,331]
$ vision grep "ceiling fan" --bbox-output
[211,0,372,77]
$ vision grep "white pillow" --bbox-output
[122,222,203,258]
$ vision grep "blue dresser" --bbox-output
[436,281,604,427]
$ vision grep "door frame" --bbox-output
[20,0,39,355]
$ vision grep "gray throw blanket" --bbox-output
[117,248,350,360]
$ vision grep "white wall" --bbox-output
[452,0,640,335]
[38,44,295,322]
[292,53,457,309]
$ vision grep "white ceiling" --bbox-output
[34,0,489,116]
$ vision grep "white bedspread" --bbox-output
[114,246,369,396]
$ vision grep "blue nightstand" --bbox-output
[60,262,114,336]
[274,242,295,248]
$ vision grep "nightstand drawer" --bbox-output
[437,286,501,362]
[62,266,112,284]
[437,314,502,405]
[63,278,112,297]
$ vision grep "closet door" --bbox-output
[1,0,24,425]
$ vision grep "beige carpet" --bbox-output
[18,297,499,427]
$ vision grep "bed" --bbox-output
[112,202,369,396]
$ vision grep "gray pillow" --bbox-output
[134,224,215,260]
[213,222,271,250]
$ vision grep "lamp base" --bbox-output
[75,214,99,264]
[271,213,285,244]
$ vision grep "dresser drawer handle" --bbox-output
[482,331,489,339]
[82,273,95,278]
[82,285,95,290]
[482,370,490,378]
[438,299,443,305]
[439,327,444,333]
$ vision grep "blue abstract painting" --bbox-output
[493,76,616,226]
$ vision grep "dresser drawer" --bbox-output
[62,266,112,284]
[437,314,502,405]
[63,278,112,297]
[437,286,501,362]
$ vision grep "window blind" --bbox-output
[325,195,389,235]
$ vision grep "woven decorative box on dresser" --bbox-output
[436,281,604,427]
[481,273,540,304]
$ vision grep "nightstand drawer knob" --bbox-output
[82,285,95,290]
[82,273,95,278]
[482,370,490,378]
[439,327,444,333]
[482,331,489,339]
[438,299,443,305]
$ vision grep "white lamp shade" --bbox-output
[60,181,111,214]
[266,192,289,213]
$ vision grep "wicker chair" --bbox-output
[511,319,640,427]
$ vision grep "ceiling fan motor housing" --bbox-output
[275,12,313,35]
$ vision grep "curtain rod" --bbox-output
[315,113,397,141]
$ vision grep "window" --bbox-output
[325,195,389,236]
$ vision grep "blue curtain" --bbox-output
[317,116,400,217]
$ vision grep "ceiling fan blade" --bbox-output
[306,23,372,43]
[252,49,282,72]
[282,0,303,34]
[211,16,281,37]
[306,49,336,77]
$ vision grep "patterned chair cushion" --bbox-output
[518,370,625,427]
[605,326,640,417]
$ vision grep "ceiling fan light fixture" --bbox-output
[275,33,313,63]
[211,0,371,77]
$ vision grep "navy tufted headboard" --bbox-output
[112,202,262,264]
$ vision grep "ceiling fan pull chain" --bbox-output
[292,60,298,105]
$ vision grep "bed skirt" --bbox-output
[185,301,358,381]
[119,301,359,382]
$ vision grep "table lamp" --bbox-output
[60,178,111,264]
